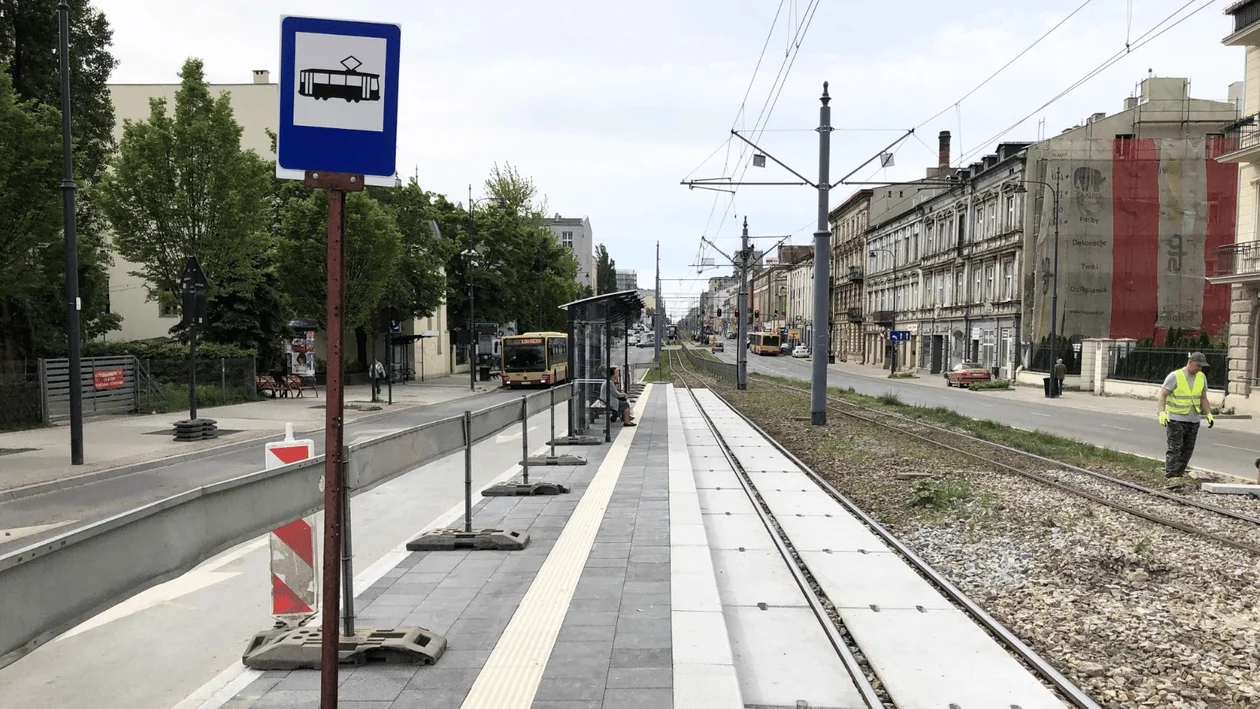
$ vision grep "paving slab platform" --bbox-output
[210,383,742,709]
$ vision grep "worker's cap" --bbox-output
[1188,352,1210,367]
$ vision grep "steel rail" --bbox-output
[670,348,1102,709]
[668,350,883,708]
[751,378,1260,555]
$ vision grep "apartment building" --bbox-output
[917,142,1029,377]
[829,189,873,362]
[784,255,815,344]
[615,269,638,291]
[543,215,596,291]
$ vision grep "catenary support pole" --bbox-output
[520,395,530,485]
[58,0,84,466]
[654,242,662,365]
[468,185,476,393]
[737,217,750,390]
[550,385,557,458]
[312,171,361,709]
[810,82,833,426]
[1050,167,1061,398]
[386,329,393,405]
[463,410,473,532]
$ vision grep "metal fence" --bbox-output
[0,381,577,669]
[0,361,42,431]
[1107,347,1227,389]
[681,343,737,381]
[1027,344,1082,375]
[141,357,257,412]
[40,356,139,421]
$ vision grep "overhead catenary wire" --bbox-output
[916,0,1098,130]
[953,0,1213,166]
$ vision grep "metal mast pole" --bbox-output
[737,217,749,390]
[810,82,833,425]
[468,185,476,392]
[1050,167,1061,396]
[654,241,662,364]
[58,0,84,464]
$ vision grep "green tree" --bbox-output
[96,58,273,332]
[0,67,61,360]
[596,243,617,295]
[0,0,119,356]
[276,190,401,336]
[368,181,453,325]
[443,165,580,335]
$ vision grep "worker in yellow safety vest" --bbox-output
[1157,352,1214,490]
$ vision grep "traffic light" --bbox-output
[716,308,722,317]
[754,309,760,320]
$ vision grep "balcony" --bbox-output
[869,310,895,327]
[846,307,863,324]
[1225,0,1260,46]
[847,267,864,283]
[1216,114,1259,163]
[1207,241,1260,284]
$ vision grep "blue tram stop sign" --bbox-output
[277,16,401,184]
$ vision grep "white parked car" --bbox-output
[791,346,810,359]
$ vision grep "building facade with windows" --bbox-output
[543,215,596,291]
[916,143,1029,378]
[785,255,814,345]
[615,269,638,292]
[1214,2,1260,410]
[829,189,872,362]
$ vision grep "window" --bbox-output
[1002,258,1014,300]
[985,263,996,300]
[158,298,177,318]
[987,202,996,237]
[561,231,574,248]
[936,274,944,305]
[1006,195,1016,231]
[973,268,982,304]
[954,271,963,306]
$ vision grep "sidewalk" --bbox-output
[0,375,494,495]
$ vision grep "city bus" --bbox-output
[749,332,782,356]
[501,332,569,388]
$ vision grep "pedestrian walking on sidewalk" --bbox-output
[1053,358,1067,397]
[1158,352,1214,490]
[372,358,386,400]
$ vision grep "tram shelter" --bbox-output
[560,290,644,443]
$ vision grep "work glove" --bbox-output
[1207,412,1215,429]
[1158,411,1169,427]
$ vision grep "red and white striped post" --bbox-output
[265,423,318,624]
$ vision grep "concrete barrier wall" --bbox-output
[0,383,574,669]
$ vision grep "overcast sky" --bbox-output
[97,0,1240,318]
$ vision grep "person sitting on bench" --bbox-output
[606,367,635,427]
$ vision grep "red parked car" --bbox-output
[945,361,992,387]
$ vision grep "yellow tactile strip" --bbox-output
[460,385,654,709]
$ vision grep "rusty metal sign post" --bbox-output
[309,170,363,700]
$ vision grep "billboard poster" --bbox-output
[288,331,316,377]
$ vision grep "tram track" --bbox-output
[666,348,1100,709]
[737,360,1260,557]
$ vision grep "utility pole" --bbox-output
[58,0,84,465]
[737,217,750,390]
[810,82,832,425]
[1050,167,1061,397]
[654,241,662,364]
[467,184,476,392]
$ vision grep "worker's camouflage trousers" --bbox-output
[1165,420,1200,478]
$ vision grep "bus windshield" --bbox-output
[761,335,780,347]
[503,342,546,372]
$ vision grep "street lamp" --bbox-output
[1014,169,1061,396]
[869,246,898,374]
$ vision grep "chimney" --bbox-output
[938,130,951,169]
[1123,96,1139,111]
[252,69,270,84]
